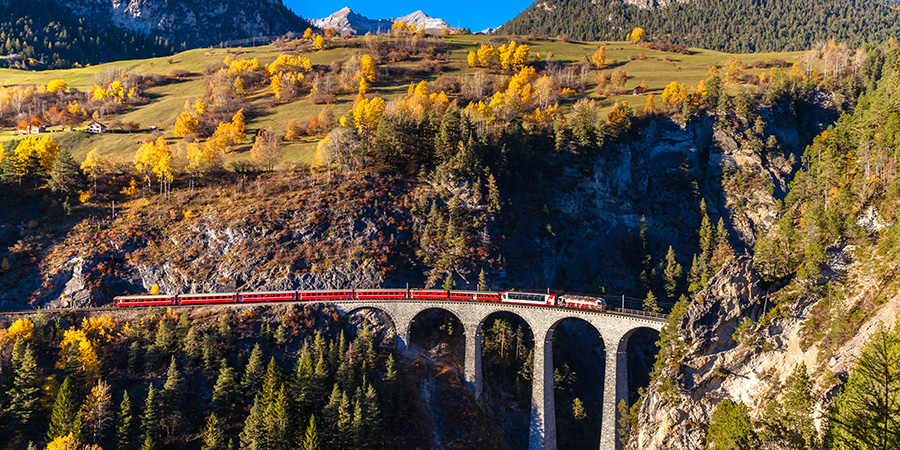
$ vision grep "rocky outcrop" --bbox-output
[632,246,900,450]
[59,0,309,47]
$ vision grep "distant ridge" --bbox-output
[310,7,453,35]
[501,0,900,52]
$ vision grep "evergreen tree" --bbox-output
[1,146,21,186]
[48,147,81,194]
[140,385,161,444]
[443,272,456,291]
[47,376,80,441]
[478,268,488,291]
[322,384,342,445]
[259,357,281,408]
[242,344,265,397]
[5,339,41,434]
[292,344,315,420]
[264,384,290,450]
[239,395,266,450]
[831,326,900,449]
[162,357,185,410]
[351,392,364,449]
[201,413,225,450]
[212,360,239,420]
[362,383,382,446]
[116,390,135,450]
[708,399,756,450]
[662,246,683,300]
[337,391,352,447]
[643,291,660,313]
[301,415,320,450]
[140,435,157,450]
[572,397,586,420]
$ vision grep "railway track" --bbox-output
[0,298,668,322]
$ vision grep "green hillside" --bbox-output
[0,35,805,167]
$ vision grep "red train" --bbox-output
[114,288,606,311]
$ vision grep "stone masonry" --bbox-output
[330,300,665,450]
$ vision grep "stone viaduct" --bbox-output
[326,300,666,450]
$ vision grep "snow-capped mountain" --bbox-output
[310,7,454,35]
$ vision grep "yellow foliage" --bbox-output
[725,60,745,84]
[91,85,108,101]
[78,190,92,204]
[121,178,138,197]
[80,316,117,344]
[313,35,325,50]
[6,318,34,342]
[644,93,656,112]
[45,433,79,450]
[267,54,312,74]
[630,27,647,43]
[149,283,160,295]
[186,141,222,174]
[15,136,60,172]
[467,50,477,67]
[226,58,260,77]
[352,97,386,141]
[193,99,207,116]
[231,109,246,142]
[359,54,376,82]
[661,81,688,106]
[47,79,68,93]
[314,135,331,168]
[497,40,530,71]
[173,112,199,137]
[475,44,496,67]
[591,47,606,69]
[134,137,173,184]
[58,329,99,378]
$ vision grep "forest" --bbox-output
[502,0,900,53]
[0,0,180,69]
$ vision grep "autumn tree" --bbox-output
[591,47,606,69]
[134,137,173,197]
[629,27,647,44]
[81,380,114,445]
[251,129,282,171]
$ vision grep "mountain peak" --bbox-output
[311,8,453,35]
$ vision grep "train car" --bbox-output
[559,296,606,310]
[239,291,296,303]
[355,289,408,300]
[178,292,237,305]
[410,289,449,300]
[115,294,177,307]
[500,291,556,307]
[300,290,354,301]
[447,290,502,301]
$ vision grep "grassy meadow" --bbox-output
[0,35,806,168]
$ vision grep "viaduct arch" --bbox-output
[331,300,665,450]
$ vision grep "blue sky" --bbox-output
[284,0,535,32]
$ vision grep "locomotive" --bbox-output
[114,288,607,311]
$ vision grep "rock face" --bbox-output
[632,247,900,450]
[621,0,692,9]
[58,0,309,47]
[310,7,453,36]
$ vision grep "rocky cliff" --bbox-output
[632,247,900,449]
[58,0,309,47]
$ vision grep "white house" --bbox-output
[87,121,107,134]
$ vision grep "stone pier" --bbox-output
[333,300,664,450]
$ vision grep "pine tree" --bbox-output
[478,268,488,291]
[259,357,280,408]
[443,272,456,291]
[163,357,185,410]
[239,395,266,450]
[140,385,161,444]
[48,147,81,193]
[5,339,41,433]
[708,399,755,450]
[322,384,342,445]
[264,384,290,450]
[362,383,382,446]
[351,392,364,449]
[292,344,315,419]
[116,390,135,450]
[47,376,80,441]
[242,344,265,397]
[140,435,157,450]
[201,413,225,450]
[643,291,660,313]
[301,415,320,450]
[212,360,239,420]
[1,145,22,186]
[337,391,352,447]
[572,397,587,420]
[663,246,683,301]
